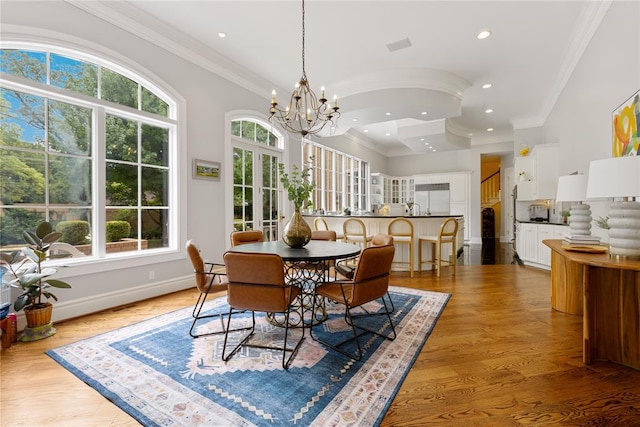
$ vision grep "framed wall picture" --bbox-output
[612,89,639,157]
[193,159,220,181]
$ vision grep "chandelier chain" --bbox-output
[268,0,340,137]
[301,0,306,80]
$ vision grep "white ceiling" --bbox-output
[74,1,610,157]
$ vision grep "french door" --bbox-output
[232,143,282,241]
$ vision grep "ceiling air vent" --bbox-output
[386,37,412,53]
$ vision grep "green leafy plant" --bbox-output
[595,216,610,230]
[278,161,316,209]
[0,222,72,312]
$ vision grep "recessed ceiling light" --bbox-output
[477,30,491,40]
[420,138,425,141]
[385,132,391,136]
[432,149,437,152]
[217,32,227,38]
[363,129,369,133]
[482,83,492,89]
[385,112,391,116]
[352,118,358,122]
[485,108,493,113]
[487,128,494,132]
[421,111,428,115]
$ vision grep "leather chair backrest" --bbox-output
[350,245,395,306]
[371,233,394,246]
[311,230,337,241]
[230,230,265,247]
[223,252,292,313]
[186,240,217,292]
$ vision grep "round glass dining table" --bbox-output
[228,240,361,326]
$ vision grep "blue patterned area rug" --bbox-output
[47,286,449,426]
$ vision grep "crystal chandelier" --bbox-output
[269,0,340,137]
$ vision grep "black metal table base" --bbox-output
[266,260,332,328]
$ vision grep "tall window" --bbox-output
[0,46,176,257]
[302,140,369,213]
[230,119,282,240]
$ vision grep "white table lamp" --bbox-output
[556,174,592,238]
[586,156,640,259]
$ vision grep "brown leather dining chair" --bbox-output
[186,240,250,338]
[311,230,337,241]
[230,230,264,247]
[310,244,396,360]
[335,233,394,279]
[335,233,396,312]
[221,251,304,369]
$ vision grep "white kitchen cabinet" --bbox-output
[371,174,412,205]
[517,222,567,269]
[370,173,385,205]
[449,172,469,203]
[517,223,539,263]
[514,143,559,201]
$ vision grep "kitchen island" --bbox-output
[304,214,465,274]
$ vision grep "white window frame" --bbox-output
[0,39,187,277]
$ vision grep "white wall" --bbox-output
[544,0,640,241]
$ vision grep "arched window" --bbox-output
[0,45,178,259]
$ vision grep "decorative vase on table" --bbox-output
[283,207,312,248]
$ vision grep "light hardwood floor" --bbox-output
[1,264,639,426]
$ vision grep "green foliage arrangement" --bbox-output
[0,222,72,312]
[595,216,610,230]
[278,162,316,209]
[106,221,131,242]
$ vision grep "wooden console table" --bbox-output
[544,239,640,370]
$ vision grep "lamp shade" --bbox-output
[586,156,640,199]
[556,175,587,202]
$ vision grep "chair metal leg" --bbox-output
[190,281,228,338]
[190,279,253,338]
[222,310,256,362]
[221,304,305,369]
[310,293,396,361]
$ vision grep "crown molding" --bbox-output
[64,0,273,101]
[538,0,613,122]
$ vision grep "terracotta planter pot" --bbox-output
[24,303,53,327]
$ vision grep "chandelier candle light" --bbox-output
[269,0,340,137]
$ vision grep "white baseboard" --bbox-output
[14,275,193,331]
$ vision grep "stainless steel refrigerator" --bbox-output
[413,183,450,215]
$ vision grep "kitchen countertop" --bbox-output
[303,214,463,219]
[517,220,568,226]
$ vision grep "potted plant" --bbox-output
[0,222,72,339]
[278,161,316,248]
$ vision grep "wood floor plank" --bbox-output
[2,264,639,426]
